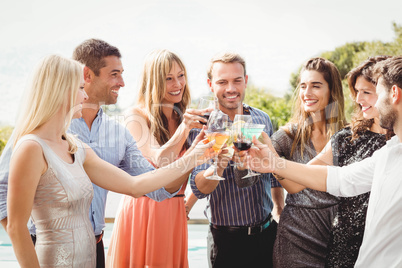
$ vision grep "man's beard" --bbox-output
[379,98,397,130]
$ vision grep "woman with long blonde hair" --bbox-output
[271,57,346,267]
[7,54,213,268]
[106,49,207,268]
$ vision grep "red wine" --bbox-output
[233,141,252,151]
[200,112,210,125]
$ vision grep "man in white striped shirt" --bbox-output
[189,52,284,268]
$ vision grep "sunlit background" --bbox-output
[1,0,402,126]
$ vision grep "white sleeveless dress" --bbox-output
[15,134,96,267]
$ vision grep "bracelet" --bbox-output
[272,172,285,181]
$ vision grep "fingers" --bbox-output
[252,135,262,145]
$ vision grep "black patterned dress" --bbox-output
[325,127,386,268]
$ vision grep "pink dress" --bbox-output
[106,156,189,268]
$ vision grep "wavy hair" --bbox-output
[286,57,346,158]
[348,55,394,140]
[137,49,191,146]
[13,55,83,153]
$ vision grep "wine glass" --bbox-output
[233,115,265,179]
[197,96,216,125]
[205,109,230,180]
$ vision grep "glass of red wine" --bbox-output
[233,114,264,179]
[197,96,216,125]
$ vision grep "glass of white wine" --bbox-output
[205,108,230,180]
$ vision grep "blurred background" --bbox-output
[1,0,402,266]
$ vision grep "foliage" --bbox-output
[0,126,13,155]
[321,42,367,79]
[287,22,402,123]
[244,86,293,132]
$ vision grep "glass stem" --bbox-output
[213,154,219,177]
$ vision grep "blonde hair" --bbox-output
[13,55,83,153]
[137,49,191,145]
[286,57,346,158]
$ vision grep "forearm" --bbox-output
[185,192,198,211]
[88,152,201,198]
[194,168,220,195]
[131,154,202,196]
[274,158,327,192]
[7,225,39,267]
[275,178,306,194]
[271,187,284,221]
[164,169,191,193]
[0,217,7,231]
[151,124,189,167]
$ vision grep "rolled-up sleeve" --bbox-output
[327,151,377,197]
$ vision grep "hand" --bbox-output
[184,126,207,157]
[187,127,216,165]
[184,199,190,220]
[232,150,248,170]
[182,108,212,130]
[247,134,279,173]
[215,146,232,172]
[259,132,280,158]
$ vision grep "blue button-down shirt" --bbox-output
[0,108,176,236]
[190,104,281,226]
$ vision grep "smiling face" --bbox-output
[86,55,125,105]
[299,70,330,113]
[355,76,379,120]
[163,61,186,104]
[208,62,248,114]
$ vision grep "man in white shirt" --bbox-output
[247,56,402,267]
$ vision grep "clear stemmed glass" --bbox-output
[205,108,230,180]
[197,96,216,125]
[232,115,265,179]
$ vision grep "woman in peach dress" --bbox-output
[106,49,206,268]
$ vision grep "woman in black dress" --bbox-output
[309,56,394,267]
[271,57,346,267]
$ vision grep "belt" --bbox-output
[211,214,273,236]
[144,194,185,198]
[95,230,104,244]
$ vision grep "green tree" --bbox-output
[244,86,293,132]
[0,126,13,155]
[287,22,402,124]
[321,42,367,79]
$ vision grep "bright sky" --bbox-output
[1,0,401,125]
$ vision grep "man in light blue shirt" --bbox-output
[0,39,180,268]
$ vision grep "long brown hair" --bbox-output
[348,56,394,140]
[286,57,346,158]
[137,49,191,146]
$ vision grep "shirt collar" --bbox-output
[96,107,104,119]
[387,135,402,147]
[243,103,252,115]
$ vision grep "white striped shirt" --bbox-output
[190,104,281,226]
